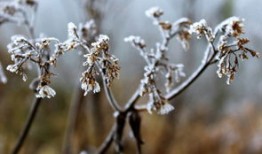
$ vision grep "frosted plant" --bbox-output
[0,2,259,154]
[0,0,38,84]
[214,17,259,84]
[6,35,60,98]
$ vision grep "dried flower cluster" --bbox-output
[4,19,117,98]
[124,7,259,114]
[215,17,259,84]
[0,3,259,154]
[54,22,120,96]
[81,34,120,95]
[6,34,58,98]
[189,17,259,85]
[124,7,194,114]
[145,6,192,50]
[189,19,214,42]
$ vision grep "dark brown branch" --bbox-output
[12,97,42,154]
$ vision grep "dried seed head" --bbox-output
[91,34,110,52]
[124,35,146,49]
[159,21,172,30]
[145,6,163,19]
[147,93,174,115]
[80,71,100,95]
[190,19,214,41]
[218,17,245,37]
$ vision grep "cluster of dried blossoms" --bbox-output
[125,7,192,114]
[81,34,120,95]
[1,4,259,115]
[5,17,120,98]
[190,17,259,84]
[124,7,259,114]
[0,0,37,84]
[215,17,259,84]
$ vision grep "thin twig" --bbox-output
[166,44,217,100]
[125,90,140,111]
[12,97,42,154]
[102,78,122,112]
[98,51,214,154]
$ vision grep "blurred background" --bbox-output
[0,0,262,153]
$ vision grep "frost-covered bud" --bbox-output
[227,17,244,37]
[36,85,56,98]
[124,35,146,49]
[68,22,78,39]
[159,21,172,30]
[145,6,163,19]
[190,19,207,36]
[6,64,18,73]
[98,34,109,42]
[147,93,174,115]
[91,34,110,51]
[218,17,245,37]
[81,80,100,95]
[83,53,97,65]
[80,71,100,95]
[190,19,214,41]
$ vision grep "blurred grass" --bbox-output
[1,77,261,154]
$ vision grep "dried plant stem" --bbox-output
[102,79,122,112]
[95,63,122,112]
[166,44,217,100]
[97,42,218,154]
[12,97,42,154]
[62,86,85,154]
